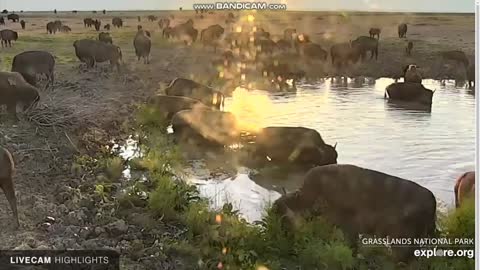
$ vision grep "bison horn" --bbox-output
[333,142,338,149]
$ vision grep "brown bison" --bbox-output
[398,23,408,38]
[104,24,110,31]
[0,29,18,47]
[83,18,94,28]
[158,18,170,29]
[0,147,19,228]
[0,17,4,25]
[147,15,157,21]
[454,171,475,208]
[172,108,240,148]
[299,43,328,61]
[351,36,379,61]
[60,25,71,33]
[11,51,55,87]
[403,64,422,83]
[73,39,122,70]
[385,82,435,105]
[165,78,225,110]
[283,28,296,41]
[46,21,58,34]
[440,50,469,68]
[162,26,174,38]
[273,164,437,262]
[98,32,113,44]
[134,28,152,64]
[7,14,19,22]
[0,71,40,119]
[147,95,209,121]
[20,20,25,30]
[406,41,413,56]
[330,43,361,68]
[249,126,338,168]
[112,17,123,28]
[200,24,224,52]
[93,19,101,31]
[369,27,381,39]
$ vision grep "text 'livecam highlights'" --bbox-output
[0,0,477,269]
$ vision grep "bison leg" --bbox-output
[0,177,19,228]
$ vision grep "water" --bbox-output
[192,78,476,222]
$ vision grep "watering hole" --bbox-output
[121,78,476,223]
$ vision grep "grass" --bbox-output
[79,102,475,269]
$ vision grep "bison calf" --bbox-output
[273,164,436,262]
[0,147,19,228]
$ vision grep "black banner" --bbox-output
[0,250,119,270]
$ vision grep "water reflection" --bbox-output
[191,77,475,222]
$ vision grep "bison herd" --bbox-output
[0,12,475,263]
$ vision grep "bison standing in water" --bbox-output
[398,23,408,38]
[0,147,19,228]
[165,78,225,110]
[369,27,381,39]
[273,164,437,262]
[403,64,422,83]
[0,71,40,119]
[454,171,475,208]
[134,27,151,64]
[0,29,18,47]
[467,65,475,89]
[248,126,338,168]
[385,82,435,105]
[11,51,55,87]
[73,39,122,70]
[440,50,469,68]
[172,108,240,148]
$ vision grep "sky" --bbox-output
[0,0,474,13]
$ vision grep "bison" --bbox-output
[84,18,94,28]
[398,23,408,38]
[112,17,123,28]
[20,20,25,30]
[0,71,40,119]
[299,43,328,61]
[454,171,475,208]
[351,36,378,61]
[98,32,113,44]
[369,27,381,39]
[165,78,225,110]
[104,24,110,31]
[134,28,152,64]
[73,39,122,70]
[249,126,338,169]
[0,147,19,228]
[467,65,475,89]
[403,64,422,83]
[0,17,4,25]
[60,25,71,33]
[7,14,19,22]
[147,95,209,121]
[440,50,469,68]
[172,108,240,148]
[93,20,101,31]
[272,164,437,262]
[406,41,413,56]
[330,43,361,68]
[0,29,18,47]
[385,82,435,105]
[11,51,55,87]
[200,24,224,52]
[283,28,296,41]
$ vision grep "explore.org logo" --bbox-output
[193,2,287,11]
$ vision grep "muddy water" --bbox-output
[190,78,476,222]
